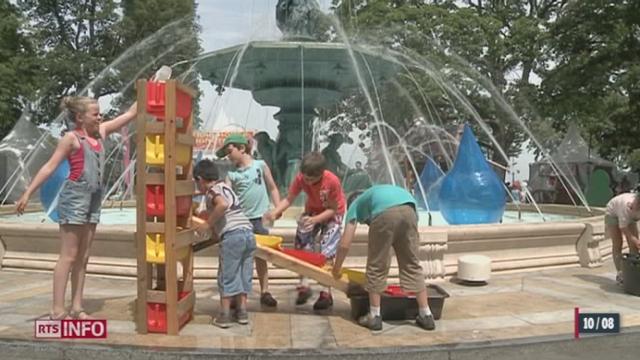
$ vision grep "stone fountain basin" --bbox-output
[0,202,609,283]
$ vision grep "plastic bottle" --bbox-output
[152,66,172,82]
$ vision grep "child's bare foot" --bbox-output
[48,311,70,320]
[70,309,93,320]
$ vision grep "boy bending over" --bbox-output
[332,184,435,332]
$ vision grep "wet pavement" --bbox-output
[0,260,639,359]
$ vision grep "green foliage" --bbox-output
[0,0,38,140]
[629,149,640,175]
[328,0,567,172]
[540,1,640,167]
[15,0,123,123]
[8,0,201,129]
[118,0,202,126]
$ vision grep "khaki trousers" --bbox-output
[366,204,425,293]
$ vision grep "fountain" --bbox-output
[195,0,399,194]
[0,1,612,282]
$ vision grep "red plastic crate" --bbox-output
[146,81,192,120]
[384,284,416,297]
[147,291,192,333]
[146,185,192,217]
[280,248,326,267]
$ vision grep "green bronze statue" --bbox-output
[276,0,326,40]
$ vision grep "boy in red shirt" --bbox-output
[265,152,345,310]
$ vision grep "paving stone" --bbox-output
[0,261,639,358]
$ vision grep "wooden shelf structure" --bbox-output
[135,79,197,335]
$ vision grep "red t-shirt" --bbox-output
[288,170,346,216]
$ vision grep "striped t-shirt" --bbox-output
[205,182,252,237]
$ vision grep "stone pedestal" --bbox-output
[418,230,448,280]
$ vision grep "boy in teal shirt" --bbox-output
[217,133,281,307]
[332,184,435,332]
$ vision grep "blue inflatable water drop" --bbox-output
[439,124,505,224]
[426,176,444,211]
[40,160,70,222]
[414,157,444,210]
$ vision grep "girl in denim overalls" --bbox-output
[16,96,136,320]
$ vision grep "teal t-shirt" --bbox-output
[227,159,271,219]
[345,184,417,224]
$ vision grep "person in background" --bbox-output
[15,96,136,320]
[604,185,640,285]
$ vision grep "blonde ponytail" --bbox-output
[59,96,97,129]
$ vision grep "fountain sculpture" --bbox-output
[196,0,399,194]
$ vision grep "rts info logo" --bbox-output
[34,319,107,339]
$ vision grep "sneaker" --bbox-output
[616,272,624,286]
[358,313,382,332]
[211,312,233,329]
[235,309,249,325]
[416,314,436,330]
[260,292,278,307]
[296,286,312,305]
[312,291,333,310]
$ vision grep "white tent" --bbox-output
[528,124,618,204]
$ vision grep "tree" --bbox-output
[15,0,124,125]
[0,0,38,139]
[119,0,202,126]
[540,0,640,168]
[329,0,567,175]
[14,0,202,126]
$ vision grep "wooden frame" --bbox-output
[136,79,196,335]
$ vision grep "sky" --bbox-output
[195,0,370,167]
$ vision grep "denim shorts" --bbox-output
[217,227,256,297]
[57,180,102,225]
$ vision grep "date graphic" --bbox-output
[574,308,620,338]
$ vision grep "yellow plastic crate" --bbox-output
[341,268,366,285]
[146,233,189,264]
[255,234,283,249]
[145,135,191,167]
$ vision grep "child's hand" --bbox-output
[302,215,317,227]
[15,194,29,215]
[195,222,211,238]
[331,265,342,280]
[195,210,208,220]
[264,211,279,223]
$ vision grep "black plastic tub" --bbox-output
[347,284,450,321]
[622,253,640,296]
